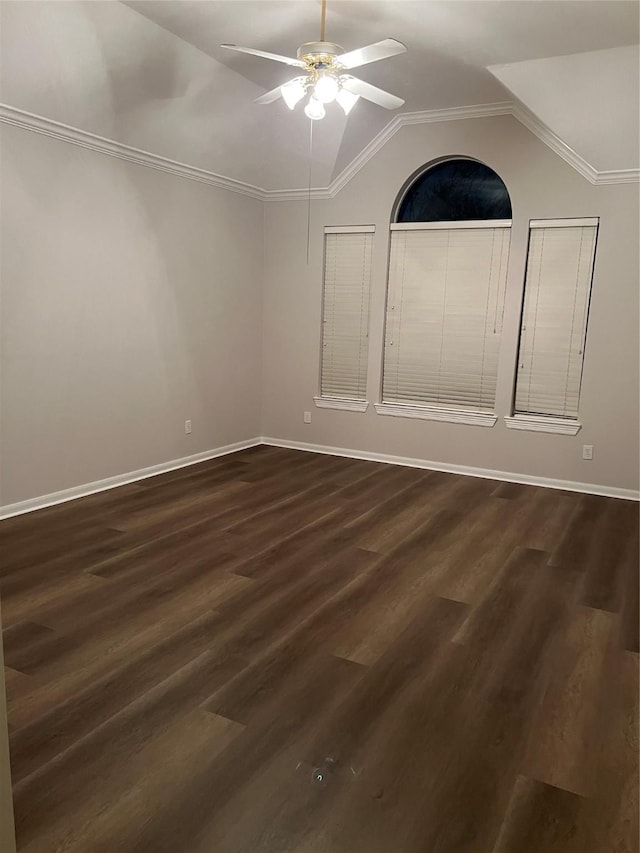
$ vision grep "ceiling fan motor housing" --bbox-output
[297,42,344,68]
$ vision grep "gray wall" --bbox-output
[262,115,640,493]
[0,124,264,505]
[0,100,636,853]
[1,113,638,506]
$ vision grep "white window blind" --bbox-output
[382,223,511,411]
[320,226,374,400]
[515,219,598,420]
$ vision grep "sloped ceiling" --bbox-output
[489,45,639,174]
[1,0,638,190]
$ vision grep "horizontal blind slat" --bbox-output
[383,226,510,410]
[515,223,597,418]
[321,230,374,400]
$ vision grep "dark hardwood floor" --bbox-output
[1,445,638,853]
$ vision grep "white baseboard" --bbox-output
[2,434,637,519]
[261,437,640,501]
[0,438,262,519]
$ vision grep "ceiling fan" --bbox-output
[220,0,407,120]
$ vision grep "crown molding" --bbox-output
[509,102,639,185]
[2,101,638,202]
[267,102,515,201]
[593,168,640,185]
[261,186,334,201]
[262,113,403,201]
[245,101,639,197]
[331,103,514,197]
[0,104,266,200]
[509,102,600,184]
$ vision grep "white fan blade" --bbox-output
[220,44,306,68]
[254,85,285,105]
[341,76,404,110]
[336,39,407,70]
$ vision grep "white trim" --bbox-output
[261,437,639,501]
[313,396,369,412]
[0,104,265,200]
[530,217,598,229]
[260,186,334,202]
[504,415,582,435]
[272,102,638,197]
[3,101,638,199]
[322,102,514,200]
[594,168,640,185]
[2,435,637,518]
[400,103,515,126]
[324,225,375,234]
[509,102,602,185]
[374,402,497,427]
[0,438,261,519]
[391,220,512,230]
[269,103,514,201]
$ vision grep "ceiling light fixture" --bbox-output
[281,77,307,110]
[222,0,406,122]
[313,73,339,104]
[284,71,360,116]
[304,95,326,121]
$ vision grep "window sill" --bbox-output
[313,396,369,413]
[374,402,497,427]
[504,415,582,435]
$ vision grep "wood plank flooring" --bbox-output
[1,445,638,853]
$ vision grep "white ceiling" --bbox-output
[1,0,638,190]
[489,45,639,174]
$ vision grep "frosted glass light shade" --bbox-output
[304,96,326,120]
[281,78,306,110]
[314,74,339,104]
[336,88,360,116]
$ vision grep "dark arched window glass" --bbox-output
[396,158,511,223]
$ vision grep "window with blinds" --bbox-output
[319,226,374,402]
[382,222,511,412]
[514,218,598,420]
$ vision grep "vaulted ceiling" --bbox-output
[1,0,638,191]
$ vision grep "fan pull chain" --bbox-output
[306,117,313,265]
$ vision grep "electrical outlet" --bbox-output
[303,411,312,424]
[582,444,593,460]
[185,419,192,435]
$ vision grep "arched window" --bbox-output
[379,158,512,424]
[396,158,512,223]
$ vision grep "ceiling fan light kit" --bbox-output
[221,1,407,121]
[313,72,340,104]
[281,77,307,109]
[335,86,359,116]
[287,45,361,117]
[304,96,326,121]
